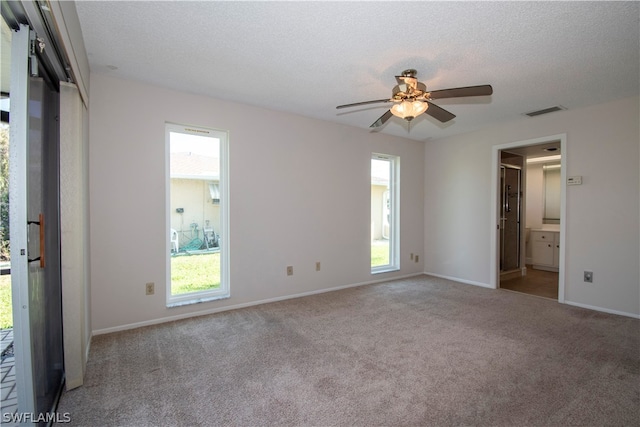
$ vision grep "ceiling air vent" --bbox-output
[524,106,566,117]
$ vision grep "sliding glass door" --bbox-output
[9,23,64,423]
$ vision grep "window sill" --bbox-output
[371,267,400,275]
[167,293,230,308]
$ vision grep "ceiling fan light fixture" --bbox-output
[390,100,428,121]
[336,69,492,129]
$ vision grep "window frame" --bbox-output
[371,153,400,274]
[165,122,230,306]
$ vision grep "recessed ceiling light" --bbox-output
[544,147,558,152]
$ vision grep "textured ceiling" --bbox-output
[75,1,639,142]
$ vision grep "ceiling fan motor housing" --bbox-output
[401,69,418,78]
[392,82,428,102]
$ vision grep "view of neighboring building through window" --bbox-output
[371,154,399,273]
[166,123,229,305]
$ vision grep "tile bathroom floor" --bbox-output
[500,265,559,300]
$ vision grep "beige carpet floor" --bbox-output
[56,275,639,426]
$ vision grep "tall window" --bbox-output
[166,123,229,305]
[371,153,399,273]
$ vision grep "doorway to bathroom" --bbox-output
[491,135,566,301]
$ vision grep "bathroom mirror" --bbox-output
[543,163,561,224]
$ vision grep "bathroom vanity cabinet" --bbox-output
[531,230,559,271]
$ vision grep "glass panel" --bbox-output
[28,71,64,423]
[500,166,521,271]
[169,130,221,297]
[1,121,11,332]
[371,157,391,269]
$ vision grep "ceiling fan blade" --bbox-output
[426,101,456,123]
[370,110,393,128]
[336,99,391,109]
[428,85,493,100]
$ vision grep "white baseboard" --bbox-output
[564,300,640,319]
[424,271,639,319]
[92,272,425,336]
[423,271,494,289]
[91,273,639,335]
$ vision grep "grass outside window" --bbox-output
[171,252,220,295]
[371,241,390,267]
[0,275,11,329]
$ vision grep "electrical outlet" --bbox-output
[145,282,155,295]
[287,266,293,276]
[584,271,593,283]
[415,255,419,263]
[315,262,321,271]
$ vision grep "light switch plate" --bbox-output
[567,176,582,185]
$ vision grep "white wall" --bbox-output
[89,74,425,333]
[424,96,640,317]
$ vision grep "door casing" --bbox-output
[490,134,567,302]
